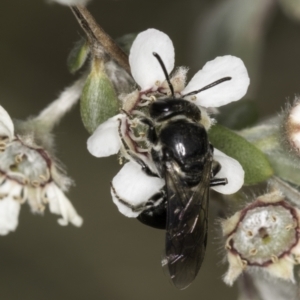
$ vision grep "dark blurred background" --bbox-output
[1,0,300,299]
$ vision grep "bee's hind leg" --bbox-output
[210,178,228,187]
[137,189,167,229]
[210,160,228,187]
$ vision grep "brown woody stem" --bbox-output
[70,6,131,75]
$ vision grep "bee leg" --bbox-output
[111,182,166,229]
[210,145,225,177]
[130,154,160,177]
[122,147,159,177]
[137,189,167,229]
[210,160,228,186]
[210,178,228,187]
[111,182,152,212]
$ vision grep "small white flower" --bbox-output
[0,105,82,235]
[88,28,248,217]
[222,191,300,285]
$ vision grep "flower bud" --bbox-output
[222,191,300,285]
[283,98,300,155]
[80,58,120,134]
[67,38,90,74]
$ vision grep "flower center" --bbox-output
[232,204,297,265]
[0,139,50,186]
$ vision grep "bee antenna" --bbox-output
[153,52,175,97]
[182,77,232,98]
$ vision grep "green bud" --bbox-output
[80,58,119,134]
[239,120,300,187]
[267,152,300,186]
[209,124,274,185]
[67,38,90,74]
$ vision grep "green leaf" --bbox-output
[80,58,119,134]
[208,124,274,185]
[67,38,90,74]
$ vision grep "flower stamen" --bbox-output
[249,248,257,256]
[271,254,279,263]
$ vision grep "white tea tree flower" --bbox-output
[0,79,85,235]
[222,190,300,285]
[87,28,248,218]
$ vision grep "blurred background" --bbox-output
[1,0,300,299]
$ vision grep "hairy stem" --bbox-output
[35,75,86,129]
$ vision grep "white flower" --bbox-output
[88,28,248,217]
[129,28,250,107]
[222,191,300,285]
[0,105,82,235]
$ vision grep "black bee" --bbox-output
[112,53,229,289]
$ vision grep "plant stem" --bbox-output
[70,6,131,75]
[270,176,300,208]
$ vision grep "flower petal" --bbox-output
[223,252,244,286]
[0,197,20,235]
[0,180,23,235]
[46,183,83,227]
[111,161,165,218]
[212,148,244,194]
[0,105,14,141]
[129,29,175,91]
[87,114,125,157]
[182,56,250,107]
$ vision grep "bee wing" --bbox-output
[162,157,212,290]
